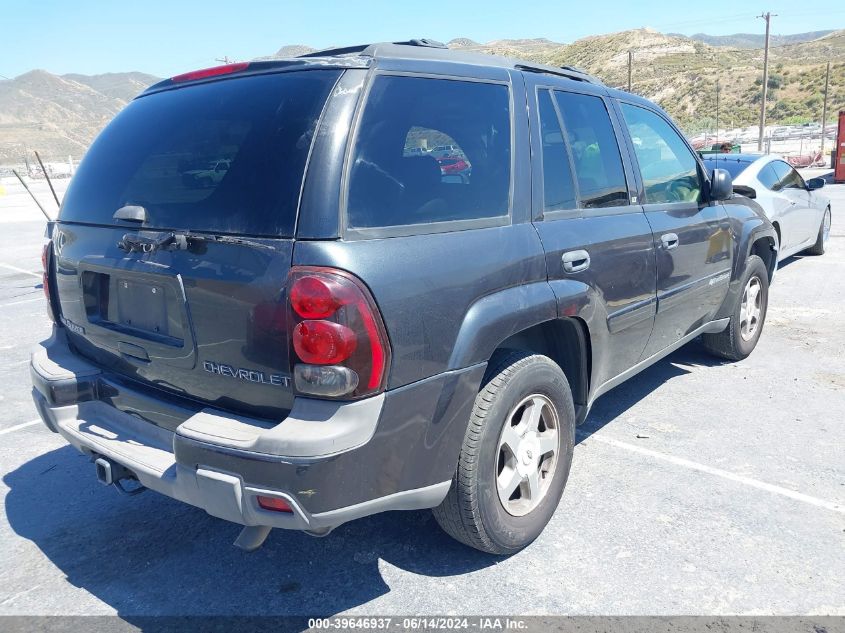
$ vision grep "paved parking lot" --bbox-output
[0,178,843,617]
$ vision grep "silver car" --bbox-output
[703,153,831,261]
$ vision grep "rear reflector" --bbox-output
[171,62,250,83]
[256,496,293,513]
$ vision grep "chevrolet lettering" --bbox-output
[203,361,290,387]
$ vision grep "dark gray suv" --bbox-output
[31,40,777,554]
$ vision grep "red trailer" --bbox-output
[836,110,845,184]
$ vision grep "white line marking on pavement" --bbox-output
[0,584,42,607]
[582,433,844,514]
[0,263,41,279]
[0,419,42,435]
[0,297,42,307]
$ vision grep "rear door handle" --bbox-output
[661,233,679,250]
[562,250,590,273]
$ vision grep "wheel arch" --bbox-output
[493,317,591,412]
[750,234,777,282]
[447,281,594,422]
[771,220,781,247]
[735,218,778,282]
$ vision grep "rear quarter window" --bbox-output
[60,70,341,237]
[346,75,511,232]
[757,164,781,190]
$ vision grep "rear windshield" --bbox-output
[60,70,341,237]
[702,158,751,179]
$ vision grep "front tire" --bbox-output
[702,255,769,361]
[805,207,831,256]
[433,351,575,554]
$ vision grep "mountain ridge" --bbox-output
[2,28,844,164]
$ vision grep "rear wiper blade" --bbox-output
[179,232,275,251]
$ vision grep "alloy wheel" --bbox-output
[739,276,763,341]
[496,394,560,516]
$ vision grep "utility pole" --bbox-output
[820,61,831,158]
[215,56,232,65]
[715,80,721,144]
[627,51,633,92]
[757,11,776,151]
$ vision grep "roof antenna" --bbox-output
[12,169,53,222]
[34,150,61,209]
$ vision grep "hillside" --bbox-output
[681,30,835,49]
[2,27,844,165]
[0,70,159,163]
[452,28,845,132]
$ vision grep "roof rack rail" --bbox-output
[299,39,447,58]
[514,62,601,85]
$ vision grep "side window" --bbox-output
[347,75,511,230]
[620,103,701,204]
[770,161,805,190]
[537,89,576,213]
[553,91,628,209]
[758,164,780,190]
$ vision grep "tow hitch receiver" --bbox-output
[94,457,146,495]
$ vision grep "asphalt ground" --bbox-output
[0,178,842,617]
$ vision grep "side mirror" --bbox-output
[710,168,733,201]
[807,177,825,191]
[733,184,757,199]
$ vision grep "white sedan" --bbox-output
[703,153,831,261]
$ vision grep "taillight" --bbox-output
[41,242,56,323]
[288,267,390,399]
[171,62,250,83]
[293,321,357,364]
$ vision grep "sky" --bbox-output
[2,0,844,79]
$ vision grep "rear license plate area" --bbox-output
[81,270,183,345]
[116,279,167,334]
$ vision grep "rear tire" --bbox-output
[433,350,575,555]
[805,207,831,256]
[702,255,769,361]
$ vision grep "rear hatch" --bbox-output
[53,68,342,419]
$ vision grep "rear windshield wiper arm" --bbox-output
[118,231,273,253]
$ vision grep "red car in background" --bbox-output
[436,156,471,182]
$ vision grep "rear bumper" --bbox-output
[31,327,485,531]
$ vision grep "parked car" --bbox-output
[436,156,471,181]
[182,159,231,188]
[32,40,777,555]
[702,153,831,260]
[429,144,460,158]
